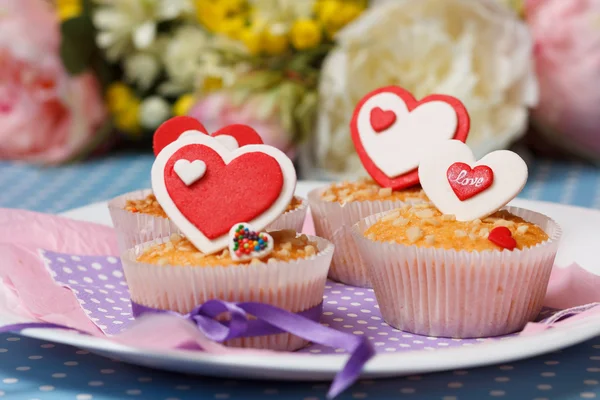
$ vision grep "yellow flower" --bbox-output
[56,0,83,22]
[114,99,142,136]
[291,19,322,50]
[263,28,289,55]
[106,83,134,114]
[202,76,224,92]
[239,27,263,55]
[498,0,525,17]
[196,0,227,32]
[219,16,246,39]
[318,0,364,37]
[173,94,196,117]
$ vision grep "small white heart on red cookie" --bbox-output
[351,86,470,190]
[173,159,207,186]
[152,134,296,254]
[418,140,528,221]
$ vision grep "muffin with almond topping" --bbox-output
[121,229,334,351]
[308,178,428,287]
[109,190,308,251]
[352,203,561,338]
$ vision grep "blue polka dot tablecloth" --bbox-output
[0,153,599,400]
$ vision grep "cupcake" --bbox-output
[308,178,427,287]
[108,191,308,252]
[352,140,562,338]
[109,116,307,252]
[309,85,470,287]
[118,130,333,351]
[122,229,333,351]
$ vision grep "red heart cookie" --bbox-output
[351,86,470,190]
[152,134,296,254]
[153,117,264,156]
[447,162,494,201]
[488,226,517,250]
[165,145,283,239]
[370,107,396,132]
[212,124,264,150]
[153,116,208,156]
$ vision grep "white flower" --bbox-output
[139,96,171,129]
[159,26,240,95]
[93,0,194,62]
[308,0,538,179]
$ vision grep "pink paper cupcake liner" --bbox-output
[108,190,308,252]
[120,235,334,352]
[352,206,562,338]
[308,187,423,288]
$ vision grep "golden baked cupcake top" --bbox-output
[320,178,428,204]
[125,194,303,218]
[137,230,318,267]
[364,203,548,252]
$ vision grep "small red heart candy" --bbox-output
[447,162,494,201]
[370,107,396,132]
[488,226,517,250]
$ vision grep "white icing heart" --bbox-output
[173,159,207,186]
[228,223,274,262]
[357,92,458,178]
[418,140,528,221]
[152,135,297,254]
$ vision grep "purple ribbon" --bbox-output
[0,300,375,398]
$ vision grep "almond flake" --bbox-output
[170,233,183,242]
[355,189,373,197]
[342,195,355,203]
[425,235,435,245]
[494,219,515,227]
[468,233,478,241]
[392,217,409,227]
[250,258,262,265]
[378,188,392,197]
[422,218,441,226]
[412,203,431,209]
[381,211,401,222]
[406,227,423,243]
[281,242,293,251]
[367,233,376,241]
[414,209,435,219]
[322,194,336,202]
[472,219,482,226]
[454,229,467,238]
[156,257,169,266]
[479,228,490,238]
[441,214,456,221]
[277,249,291,257]
[517,225,529,234]
[304,245,316,256]
[405,197,423,203]
[338,189,351,197]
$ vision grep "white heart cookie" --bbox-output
[179,130,241,150]
[357,92,458,178]
[173,159,206,186]
[418,140,528,221]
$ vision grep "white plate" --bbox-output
[5,181,600,381]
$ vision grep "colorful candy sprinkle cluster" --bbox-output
[232,224,270,258]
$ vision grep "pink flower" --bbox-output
[0,0,106,164]
[188,92,295,158]
[526,0,600,158]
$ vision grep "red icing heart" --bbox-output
[212,124,264,147]
[153,117,264,156]
[447,162,494,201]
[351,86,470,190]
[370,107,396,132]
[153,116,207,156]
[164,144,283,239]
[488,226,517,251]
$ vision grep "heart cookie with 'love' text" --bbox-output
[418,140,528,221]
[351,86,470,190]
[153,116,263,156]
[151,134,296,254]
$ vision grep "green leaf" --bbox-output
[233,71,283,91]
[60,16,95,75]
[294,91,318,143]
